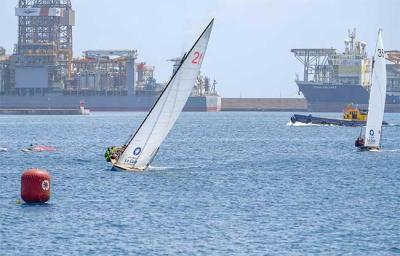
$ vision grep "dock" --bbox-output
[0,108,89,115]
[221,98,307,111]
[0,99,309,113]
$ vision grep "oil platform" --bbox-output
[0,0,221,112]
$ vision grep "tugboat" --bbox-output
[290,104,387,127]
[342,104,367,122]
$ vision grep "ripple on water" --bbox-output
[0,112,399,255]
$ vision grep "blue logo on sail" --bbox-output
[133,147,142,156]
[369,129,375,136]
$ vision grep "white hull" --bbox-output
[110,158,145,172]
[358,146,381,152]
[112,163,146,172]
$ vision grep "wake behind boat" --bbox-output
[355,29,386,151]
[105,19,214,171]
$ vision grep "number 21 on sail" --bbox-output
[192,51,203,64]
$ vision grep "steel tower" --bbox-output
[16,0,75,90]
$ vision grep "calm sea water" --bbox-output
[0,112,399,255]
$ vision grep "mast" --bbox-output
[115,19,214,170]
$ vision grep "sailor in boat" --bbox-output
[355,136,365,148]
[22,144,35,152]
[355,137,378,151]
[105,145,126,163]
[104,146,114,162]
[354,128,381,151]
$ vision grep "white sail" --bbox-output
[364,29,387,148]
[115,19,214,170]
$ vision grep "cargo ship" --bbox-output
[0,0,221,112]
[291,29,400,112]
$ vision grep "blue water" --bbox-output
[0,112,399,255]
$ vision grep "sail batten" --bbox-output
[364,30,387,148]
[115,19,214,170]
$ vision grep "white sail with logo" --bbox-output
[364,29,387,148]
[114,19,214,171]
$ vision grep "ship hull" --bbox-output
[0,95,222,112]
[297,81,400,112]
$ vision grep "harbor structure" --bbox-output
[0,0,221,112]
[292,29,400,112]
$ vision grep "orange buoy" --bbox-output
[21,169,51,203]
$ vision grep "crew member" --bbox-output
[355,137,365,147]
[105,146,115,162]
[106,145,127,162]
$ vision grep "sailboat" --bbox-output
[21,144,57,152]
[355,29,387,151]
[107,19,214,171]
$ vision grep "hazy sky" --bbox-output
[1,0,399,97]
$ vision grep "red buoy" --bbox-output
[21,169,51,203]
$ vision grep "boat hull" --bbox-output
[111,164,146,172]
[291,114,388,127]
[291,114,366,127]
[297,81,400,112]
[357,146,381,152]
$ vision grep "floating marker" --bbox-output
[21,169,51,203]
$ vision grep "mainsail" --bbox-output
[364,29,387,148]
[115,19,214,170]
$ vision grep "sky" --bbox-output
[0,0,399,98]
